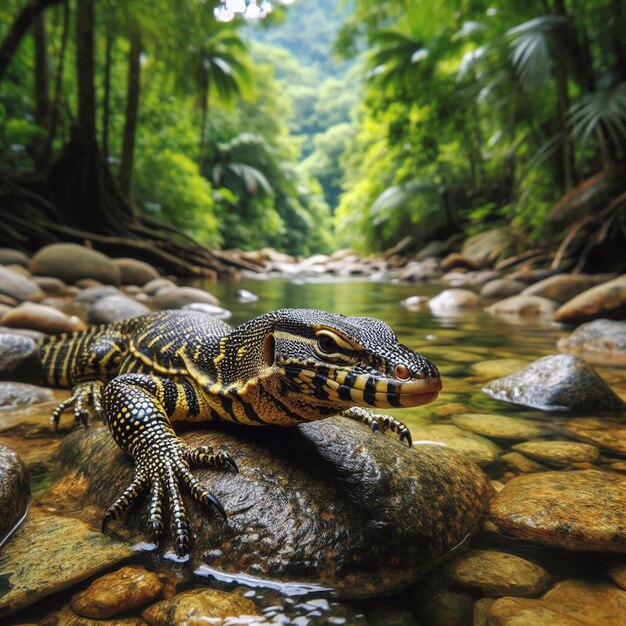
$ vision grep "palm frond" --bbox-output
[570,82,626,146]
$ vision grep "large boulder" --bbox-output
[521,273,616,304]
[0,443,30,546]
[113,258,160,287]
[553,275,626,324]
[482,354,625,413]
[0,266,44,302]
[461,228,516,268]
[557,319,626,366]
[30,244,121,286]
[56,418,492,599]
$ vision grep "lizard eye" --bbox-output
[316,332,340,355]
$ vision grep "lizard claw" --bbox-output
[399,427,413,448]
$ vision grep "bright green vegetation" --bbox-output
[0,0,624,263]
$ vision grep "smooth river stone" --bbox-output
[0,443,30,545]
[0,382,53,409]
[557,319,626,366]
[560,417,626,455]
[451,413,553,441]
[500,452,548,474]
[471,359,529,379]
[407,424,502,466]
[487,580,626,626]
[511,440,600,467]
[553,275,626,324]
[0,511,133,618]
[444,549,550,597]
[482,354,625,412]
[56,418,493,599]
[489,470,626,554]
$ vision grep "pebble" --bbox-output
[1,302,86,334]
[151,286,220,309]
[444,549,550,596]
[409,424,502,466]
[480,278,526,299]
[75,286,122,304]
[553,275,626,324]
[87,294,150,324]
[501,451,548,474]
[511,440,601,467]
[411,586,474,626]
[451,413,552,441]
[0,248,29,266]
[182,302,232,320]
[141,588,259,625]
[113,258,160,286]
[142,277,177,296]
[0,382,53,408]
[557,318,626,366]
[482,354,625,412]
[428,289,483,312]
[237,289,259,303]
[0,333,41,382]
[488,580,626,626]
[486,295,558,317]
[560,418,626,455]
[33,276,71,296]
[489,470,626,554]
[71,565,163,618]
[0,266,44,302]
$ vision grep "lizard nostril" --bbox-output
[394,363,410,380]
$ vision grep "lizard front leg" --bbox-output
[341,407,413,447]
[100,373,235,556]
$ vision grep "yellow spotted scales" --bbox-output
[38,309,442,556]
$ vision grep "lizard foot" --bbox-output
[341,407,413,447]
[51,381,105,430]
[102,439,227,557]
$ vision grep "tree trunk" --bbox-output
[102,25,113,161]
[0,0,64,82]
[553,0,575,192]
[119,26,141,211]
[31,13,51,168]
[612,0,626,81]
[198,66,210,172]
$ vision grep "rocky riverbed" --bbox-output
[0,241,625,625]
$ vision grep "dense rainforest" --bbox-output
[0,0,624,275]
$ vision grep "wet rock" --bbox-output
[71,565,163,618]
[407,424,501,466]
[608,563,626,590]
[237,289,259,303]
[41,605,145,626]
[400,295,430,310]
[88,294,150,324]
[411,586,474,626]
[557,319,626,366]
[0,303,12,318]
[0,266,44,302]
[141,588,259,625]
[151,286,219,310]
[428,289,483,313]
[182,302,232,320]
[482,354,625,412]
[398,259,441,281]
[473,597,496,626]
[0,333,41,382]
[553,275,626,324]
[560,417,626,455]
[0,511,133,618]
[444,549,550,597]
[0,443,30,545]
[488,579,626,626]
[511,440,600,467]
[451,414,552,441]
[480,279,526,300]
[466,270,502,287]
[1,302,86,334]
[486,295,558,317]
[113,258,160,286]
[142,278,177,296]
[441,253,480,272]
[0,382,53,408]
[471,359,528,378]
[30,244,121,286]
[33,276,71,296]
[521,273,615,304]
[501,452,548,474]
[0,248,29,267]
[441,271,470,287]
[75,286,122,304]
[57,418,492,599]
[461,228,516,268]
[489,470,626,554]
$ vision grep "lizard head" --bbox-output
[258,308,442,416]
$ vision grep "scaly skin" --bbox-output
[38,308,442,556]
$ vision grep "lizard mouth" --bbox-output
[357,377,443,408]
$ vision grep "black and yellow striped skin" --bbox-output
[38,308,441,556]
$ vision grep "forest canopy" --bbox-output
[0,0,624,272]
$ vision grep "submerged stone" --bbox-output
[443,549,550,597]
[489,470,626,554]
[0,443,30,546]
[0,511,133,618]
[482,354,625,412]
[471,359,529,379]
[56,417,492,598]
[511,440,600,467]
[557,318,626,366]
[488,580,626,626]
[451,413,552,441]
[560,417,626,455]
